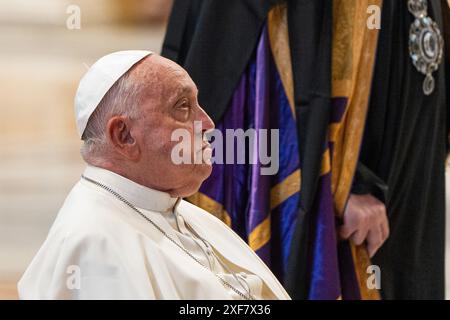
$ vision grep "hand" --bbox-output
[339,194,389,258]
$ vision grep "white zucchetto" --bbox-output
[74,50,153,138]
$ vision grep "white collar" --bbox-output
[83,165,179,213]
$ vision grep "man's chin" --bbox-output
[198,162,213,178]
[175,163,212,198]
[177,170,211,198]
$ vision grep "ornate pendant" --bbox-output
[408,0,444,95]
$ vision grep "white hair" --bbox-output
[80,71,142,162]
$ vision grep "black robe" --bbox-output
[444,1,450,146]
[355,0,448,299]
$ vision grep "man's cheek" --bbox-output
[168,127,197,164]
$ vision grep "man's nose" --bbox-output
[197,106,215,131]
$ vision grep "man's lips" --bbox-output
[202,141,211,150]
[194,142,211,155]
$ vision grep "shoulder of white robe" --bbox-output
[178,200,291,299]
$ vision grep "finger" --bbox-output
[366,226,383,258]
[380,218,390,242]
[375,204,387,225]
[338,223,357,240]
[351,227,369,246]
[339,205,359,240]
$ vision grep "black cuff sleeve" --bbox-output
[351,162,388,204]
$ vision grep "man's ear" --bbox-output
[106,115,140,161]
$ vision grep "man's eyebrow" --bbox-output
[174,85,198,98]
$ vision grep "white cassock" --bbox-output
[18,166,291,300]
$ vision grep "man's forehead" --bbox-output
[136,55,198,98]
[161,68,198,96]
[174,82,198,96]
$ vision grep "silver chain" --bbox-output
[81,175,255,300]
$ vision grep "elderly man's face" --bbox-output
[130,55,214,197]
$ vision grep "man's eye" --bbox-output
[177,100,190,109]
[173,99,191,121]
